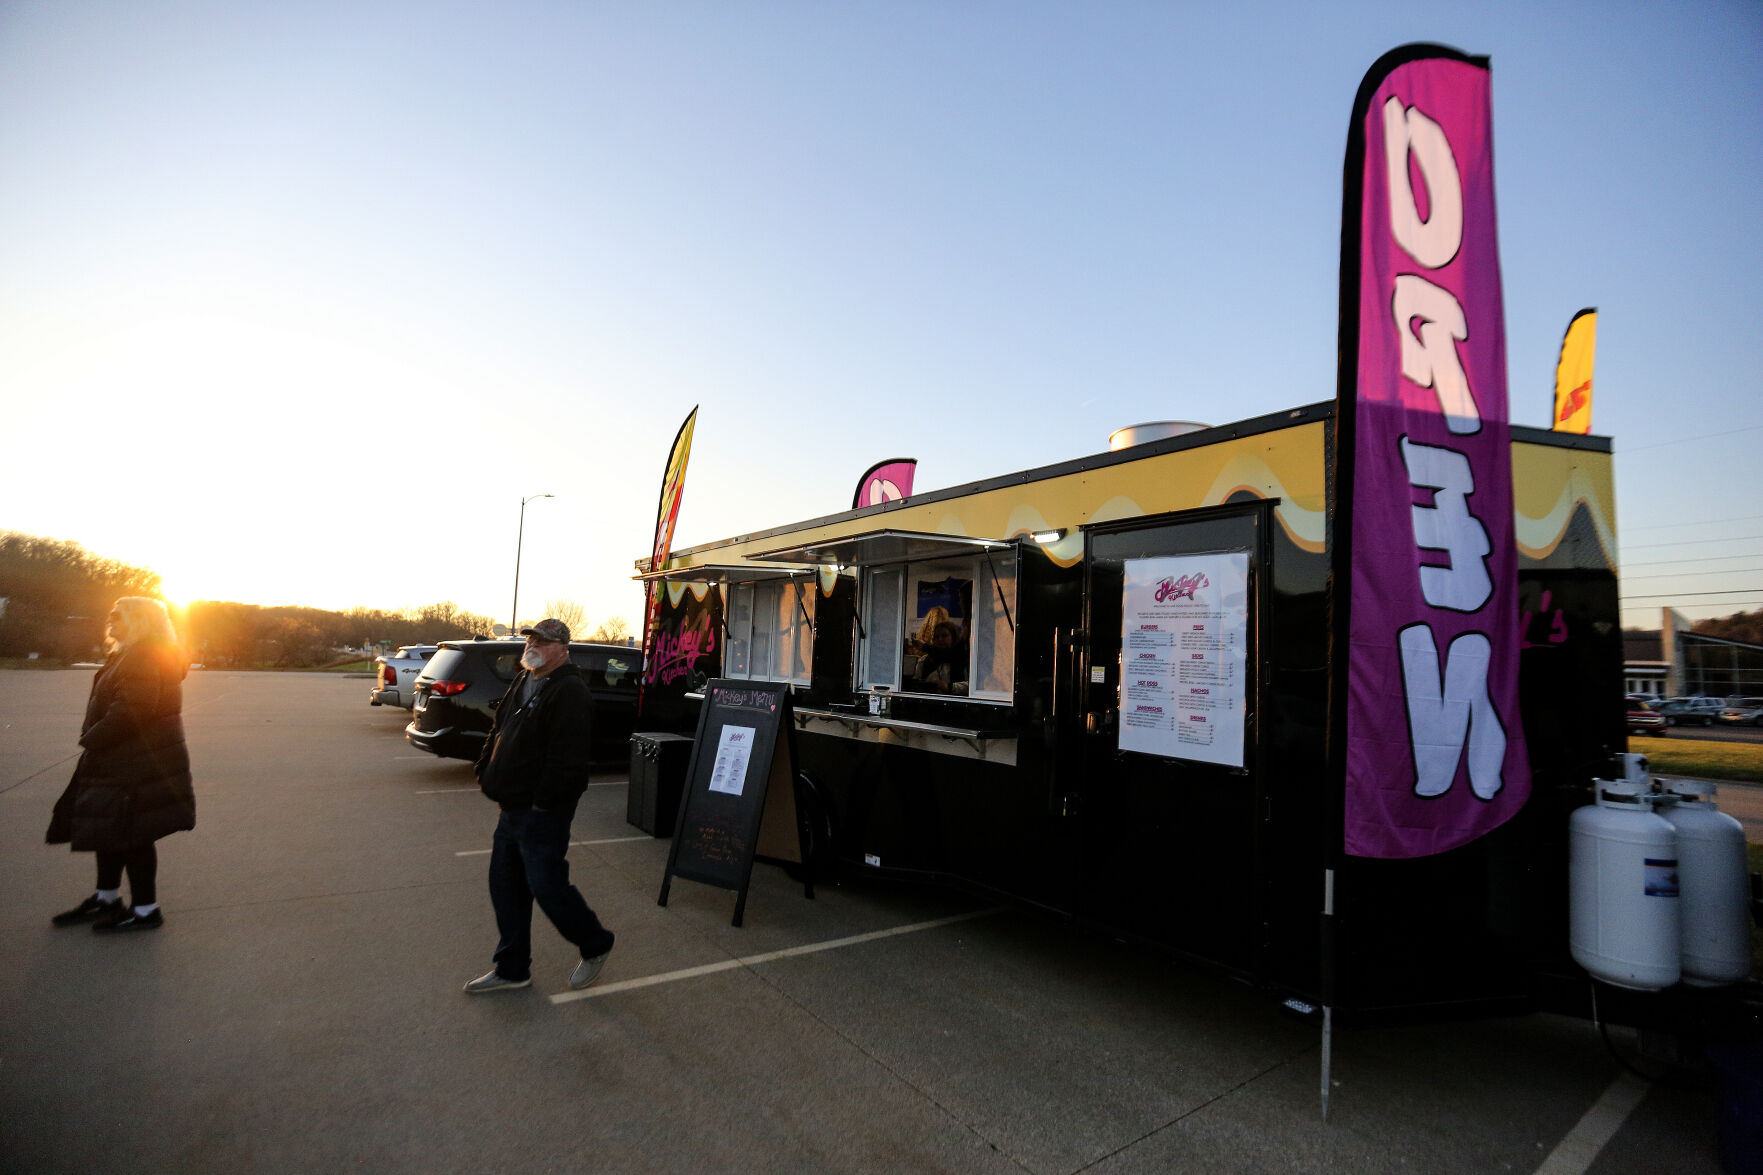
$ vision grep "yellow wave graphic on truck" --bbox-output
[1510,443,1617,569]
[656,422,1613,575]
[694,424,1333,569]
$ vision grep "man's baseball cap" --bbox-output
[518,618,571,644]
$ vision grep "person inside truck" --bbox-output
[908,606,952,654]
[917,620,969,693]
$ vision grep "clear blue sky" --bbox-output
[2,1,1758,634]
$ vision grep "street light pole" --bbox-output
[511,493,554,633]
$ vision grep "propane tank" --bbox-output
[1569,760,1681,991]
[1658,779,1752,986]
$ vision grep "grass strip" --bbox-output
[1627,736,1763,784]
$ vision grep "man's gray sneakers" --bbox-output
[570,950,611,990]
[463,970,532,994]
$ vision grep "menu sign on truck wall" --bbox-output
[1119,552,1250,767]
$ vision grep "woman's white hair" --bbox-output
[107,596,179,650]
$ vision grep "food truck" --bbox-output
[636,401,1626,1022]
[629,43,1758,1030]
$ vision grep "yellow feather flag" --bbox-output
[641,406,697,691]
[1551,308,1596,433]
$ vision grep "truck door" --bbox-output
[1074,503,1272,978]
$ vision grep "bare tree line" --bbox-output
[541,598,630,644]
[0,532,632,667]
[0,533,160,661]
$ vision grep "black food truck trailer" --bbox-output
[636,401,1634,1024]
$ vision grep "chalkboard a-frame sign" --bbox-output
[658,679,813,926]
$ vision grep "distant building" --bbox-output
[1623,608,1763,698]
[1622,629,1668,697]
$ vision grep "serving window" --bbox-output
[858,551,1015,700]
[724,578,814,685]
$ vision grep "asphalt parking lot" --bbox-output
[0,671,1742,1174]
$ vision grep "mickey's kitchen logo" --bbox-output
[1153,572,1210,602]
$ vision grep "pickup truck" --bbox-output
[370,645,439,708]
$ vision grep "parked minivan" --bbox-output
[1654,696,1724,727]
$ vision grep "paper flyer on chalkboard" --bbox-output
[1119,552,1249,767]
[707,724,757,796]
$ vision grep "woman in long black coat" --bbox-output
[46,596,195,932]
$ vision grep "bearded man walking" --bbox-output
[463,619,615,993]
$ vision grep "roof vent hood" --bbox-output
[1108,421,1209,451]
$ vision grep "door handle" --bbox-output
[1051,627,1063,722]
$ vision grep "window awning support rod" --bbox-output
[983,548,1016,633]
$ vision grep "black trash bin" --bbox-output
[628,732,693,837]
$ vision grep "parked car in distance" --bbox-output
[405,639,643,763]
[1626,695,1667,737]
[1718,697,1763,727]
[1654,696,1724,727]
[370,645,439,708]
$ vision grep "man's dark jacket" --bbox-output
[475,662,594,810]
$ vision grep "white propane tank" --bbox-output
[1569,765,1681,991]
[1659,779,1752,986]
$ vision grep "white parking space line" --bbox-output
[550,909,999,1005]
[1531,1072,1650,1175]
[454,835,652,857]
[588,780,626,787]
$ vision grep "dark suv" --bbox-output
[405,639,643,763]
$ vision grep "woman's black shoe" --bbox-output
[51,896,124,927]
[93,908,163,933]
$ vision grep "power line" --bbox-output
[1626,514,1763,531]
[1622,568,1763,580]
[1620,589,1763,601]
[1621,423,1763,453]
[1625,552,1763,568]
[1624,535,1763,550]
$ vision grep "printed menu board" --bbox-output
[707,725,757,796]
[1119,552,1249,766]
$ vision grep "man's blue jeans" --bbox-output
[488,804,615,982]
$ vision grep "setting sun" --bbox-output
[153,572,195,611]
